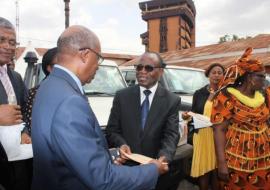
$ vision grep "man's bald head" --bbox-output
[57,25,100,54]
[56,25,101,85]
[139,52,165,68]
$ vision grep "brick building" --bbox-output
[139,0,196,53]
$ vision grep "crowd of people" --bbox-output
[0,15,270,190]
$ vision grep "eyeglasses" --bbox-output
[79,48,104,65]
[0,36,16,47]
[134,64,161,72]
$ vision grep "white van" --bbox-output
[24,60,127,130]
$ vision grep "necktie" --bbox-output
[0,66,17,104]
[141,89,151,129]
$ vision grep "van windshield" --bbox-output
[83,65,126,95]
[164,68,208,94]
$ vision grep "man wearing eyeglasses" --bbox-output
[31,25,168,190]
[107,52,181,190]
[0,17,31,190]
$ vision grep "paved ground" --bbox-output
[177,180,199,190]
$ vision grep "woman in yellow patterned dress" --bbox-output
[190,63,225,190]
[211,47,270,190]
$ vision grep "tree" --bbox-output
[218,34,230,43]
[218,34,252,44]
[232,34,239,41]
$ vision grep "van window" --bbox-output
[122,70,136,86]
[164,68,208,94]
[84,65,126,94]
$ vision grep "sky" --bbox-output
[1,0,270,55]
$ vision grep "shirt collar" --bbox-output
[54,64,84,94]
[0,64,8,75]
[139,82,158,96]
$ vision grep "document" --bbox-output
[0,123,33,161]
[121,151,168,165]
[121,151,153,164]
[187,111,212,129]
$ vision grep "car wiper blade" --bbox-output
[171,90,191,95]
[85,91,115,96]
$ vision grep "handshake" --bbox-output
[111,144,169,175]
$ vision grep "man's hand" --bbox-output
[114,144,131,165]
[149,156,169,175]
[0,104,23,126]
[119,144,131,159]
[21,132,32,144]
[218,162,229,182]
[182,112,191,121]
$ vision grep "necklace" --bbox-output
[227,87,265,108]
[207,85,217,94]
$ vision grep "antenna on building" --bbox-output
[15,0,20,45]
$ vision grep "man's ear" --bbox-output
[159,68,164,75]
[78,49,89,63]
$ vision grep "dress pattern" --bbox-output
[211,88,270,189]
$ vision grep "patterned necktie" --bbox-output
[0,66,17,104]
[141,89,151,129]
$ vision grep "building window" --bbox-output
[160,17,167,53]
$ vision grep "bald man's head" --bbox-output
[56,25,101,85]
[57,25,100,54]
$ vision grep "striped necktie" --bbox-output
[141,89,151,129]
[0,65,17,104]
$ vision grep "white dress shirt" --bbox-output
[139,82,158,108]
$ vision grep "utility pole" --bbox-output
[64,0,70,28]
[15,0,20,45]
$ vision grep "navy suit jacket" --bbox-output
[31,67,158,190]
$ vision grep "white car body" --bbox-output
[84,60,127,128]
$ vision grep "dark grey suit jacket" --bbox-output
[107,84,181,162]
[0,68,27,160]
[0,67,27,186]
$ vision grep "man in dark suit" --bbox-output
[31,25,168,190]
[0,17,31,190]
[107,52,181,189]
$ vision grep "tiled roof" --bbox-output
[15,47,137,63]
[123,34,270,69]
[35,48,49,57]
[15,47,26,60]
[15,47,46,60]
[101,53,138,61]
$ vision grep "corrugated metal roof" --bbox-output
[123,34,270,69]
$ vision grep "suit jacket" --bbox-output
[31,67,158,190]
[106,84,181,162]
[0,67,27,187]
[0,68,26,106]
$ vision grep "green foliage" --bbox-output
[218,34,252,43]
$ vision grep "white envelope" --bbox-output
[0,124,33,161]
[188,111,212,129]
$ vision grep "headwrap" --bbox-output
[218,47,264,89]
